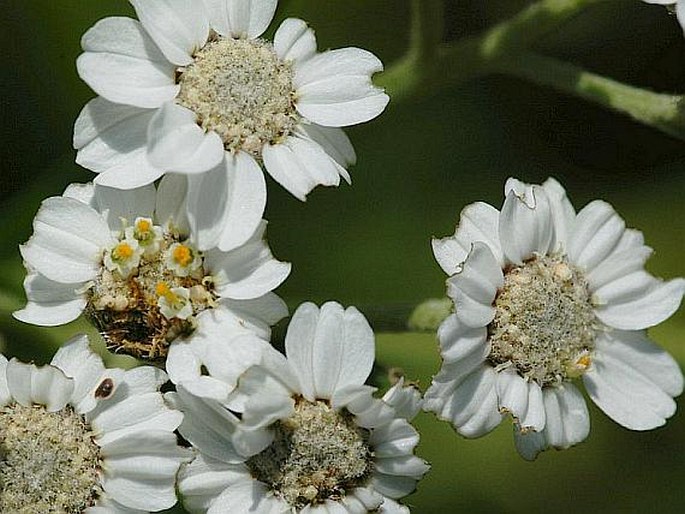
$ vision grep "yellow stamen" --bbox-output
[112,243,134,261]
[173,245,194,267]
[136,219,152,233]
[576,354,591,369]
[156,282,178,303]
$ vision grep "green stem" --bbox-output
[380,0,616,101]
[495,52,685,140]
[408,0,444,62]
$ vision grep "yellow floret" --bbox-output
[173,245,194,267]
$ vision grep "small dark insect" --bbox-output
[95,378,115,399]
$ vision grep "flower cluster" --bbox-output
[7,0,685,512]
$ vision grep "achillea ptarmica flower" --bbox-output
[425,177,684,460]
[168,302,429,513]
[75,0,388,248]
[0,335,189,512]
[14,179,290,362]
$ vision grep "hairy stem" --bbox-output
[495,52,685,140]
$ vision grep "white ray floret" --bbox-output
[75,0,389,250]
[168,301,429,513]
[15,178,290,371]
[425,177,684,459]
[0,335,189,512]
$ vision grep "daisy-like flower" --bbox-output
[425,177,684,460]
[75,0,388,249]
[0,335,189,512]
[168,302,429,513]
[14,178,290,362]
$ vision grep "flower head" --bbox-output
[14,178,291,363]
[425,177,684,459]
[168,301,428,512]
[75,0,389,250]
[0,335,189,511]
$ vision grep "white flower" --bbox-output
[425,177,685,460]
[168,302,429,513]
[0,335,189,512]
[75,0,388,250]
[14,178,291,364]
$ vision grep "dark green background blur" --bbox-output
[1,1,684,512]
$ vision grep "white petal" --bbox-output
[496,369,529,421]
[99,432,188,511]
[263,136,341,201]
[91,393,183,445]
[541,383,590,449]
[446,242,503,328]
[63,182,96,206]
[94,183,157,229]
[432,201,503,275]
[78,17,178,108]
[596,330,683,397]
[169,389,244,464]
[373,455,429,479]
[424,365,502,438]
[147,102,225,174]
[294,48,388,127]
[208,480,275,514]
[436,313,488,364]
[178,454,249,513]
[378,498,410,514]
[499,185,554,265]
[586,245,653,292]
[188,311,272,390]
[239,366,296,430]
[155,174,191,233]
[521,381,546,431]
[204,0,277,39]
[497,370,546,432]
[99,474,178,512]
[542,177,576,250]
[187,152,266,252]
[514,428,547,462]
[130,0,209,66]
[295,122,356,181]
[594,275,685,330]
[6,360,73,412]
[50,335,108,408]
[0,356,11,407]
[13,273,85,326]
[274,18,317,63]
[218,293,288,340]
[381,378,423,420]
[370,473,420,500]
[20,196,113,283]
[206,223,291,300]
[74,97,165,188]
[286,302,375,400]
[219,152,267,251]
[369,418,420,458]
[584,334,678,430]
[568,200,626,271]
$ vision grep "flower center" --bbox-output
[487,254,597,386]
[86,219,217,361]
[0,403,100,512]
[176,36,298,157]
[246,398,373,509]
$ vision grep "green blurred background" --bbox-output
[1,1,684,512]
